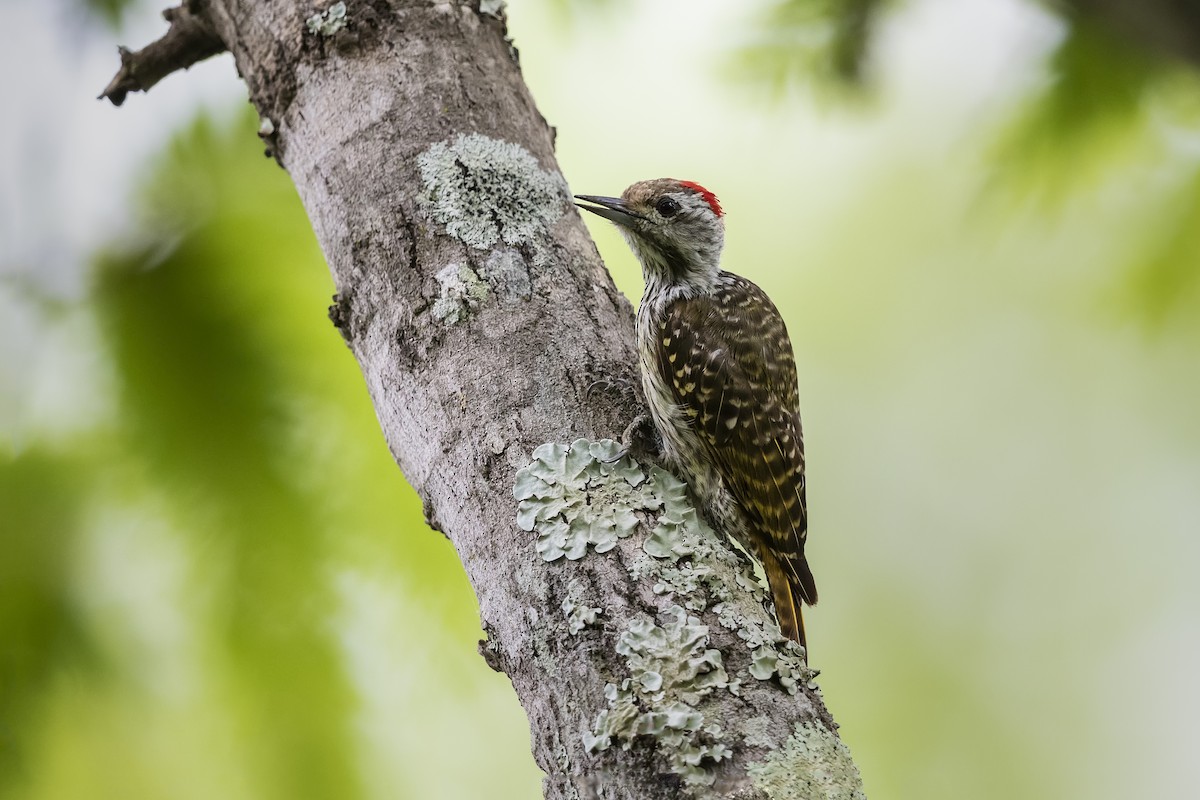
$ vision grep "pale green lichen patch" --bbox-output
[747,722,866,800]
[747,642,814,695]
[584,605,732,787]
[432,263,489,325]
[638,467,766,622]
[638,467,761,613]
[417,133,568,251]
[562,579,602,634]
[306,1,347,35]
[514,440,826,784]
[514,439,658,561]
[638,467,817,693]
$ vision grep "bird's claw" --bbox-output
[618,413,660,462]
[586,375,635,402]
[585,374,659,461]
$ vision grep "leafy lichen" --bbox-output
[514,439,658,562]
[513,439,827,787]
[583,605,732,786]
[747,641,814,695]
[746,722,867,800]
[638,467,816,692]
[417,133,568,251]
[306,1,347,36]
[562,578,602,635]
[637,467,762,612]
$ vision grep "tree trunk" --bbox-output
[102,2,867,797]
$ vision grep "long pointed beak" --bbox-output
[574,194,644,227]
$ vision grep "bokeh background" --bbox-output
[3,0,1199,798]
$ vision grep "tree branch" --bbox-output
[101,2,868,796]
[98,5,226,106]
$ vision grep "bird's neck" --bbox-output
[633,249,722,307]
[620,228,724,302]
[640,269,731,322]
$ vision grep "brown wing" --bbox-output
[657,274,817,637]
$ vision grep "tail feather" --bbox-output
[792,553,818,606]
[761,552,808,651]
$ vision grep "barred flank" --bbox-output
[647,272,818,654]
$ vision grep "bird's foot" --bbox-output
[617,413,661,463]
[584,373,660,462]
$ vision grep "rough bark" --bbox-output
[101,2,866,798]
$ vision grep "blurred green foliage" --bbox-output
[1,114,540,798]
[5,1,1200,799]
[735,0,886,91]
[1128,164,1200,325]
[732,0,1200,319]
[0,453,92,784]
[1027,19,1163,142]
[78,0,139,28]
[93,118,362,798]
[992,18,1200,323]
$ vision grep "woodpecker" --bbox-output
[576,179,817,649]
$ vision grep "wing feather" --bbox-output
[657,274,817,612]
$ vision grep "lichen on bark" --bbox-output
[747,722,867,800]
[515,439,834,792]
[103,1,864,795]
[416,132,569,252]
[584,605,733,787]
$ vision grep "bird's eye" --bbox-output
[655,196,680,218]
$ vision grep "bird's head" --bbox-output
[575,178,726,295]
